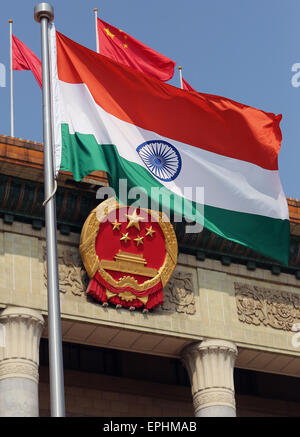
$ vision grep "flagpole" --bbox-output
[34,2,65,417]
[94,8,99,53]
[178,65,183,90]
[9,19,14,137]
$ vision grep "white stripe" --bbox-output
[57,81,289,220]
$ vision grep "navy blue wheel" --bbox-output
[136,140,182,182]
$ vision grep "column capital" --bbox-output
[0,306,44,383]
[181,339,238,416]
[184,338,238,356]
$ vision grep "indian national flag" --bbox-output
[50,26,289,265]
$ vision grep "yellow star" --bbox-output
[104,28,115,38]
[134,235,144,247]
[120,232,130,243]
[111,221,121,231]
[145,226,155,237]
[123,43,128,48]
[126,209,145,231]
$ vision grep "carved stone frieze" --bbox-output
[0,361,39,382]
[193,389,235,411]
[234,282,300,331]
[160,271,196,315]
[43,246,89,296]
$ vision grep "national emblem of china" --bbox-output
[79,198,178,311]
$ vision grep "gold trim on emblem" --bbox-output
[80,198,178,291]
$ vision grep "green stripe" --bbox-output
[60,124,290,265]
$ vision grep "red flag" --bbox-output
[97,18,175,82]
[182,77,196,92]
[12,35,42,88]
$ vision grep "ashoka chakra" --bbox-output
[136,140,182,182]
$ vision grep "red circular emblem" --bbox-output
[80,198,178,311]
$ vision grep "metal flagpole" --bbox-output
[9,19,14,137]
[34,2,65,417]
[94,8,99,53]
[178,65,183,90]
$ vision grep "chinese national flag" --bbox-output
[97,18,175,82]
[12,35,42,88]
[182,77,196,92]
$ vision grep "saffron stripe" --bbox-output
[56,31,282,171]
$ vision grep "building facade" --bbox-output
[0,134,299,417]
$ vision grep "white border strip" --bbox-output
[49,23,62,176]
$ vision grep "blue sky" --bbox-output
[0,0,299,198]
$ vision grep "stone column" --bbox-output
[0,306,44,417]
[182,339,238,417]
